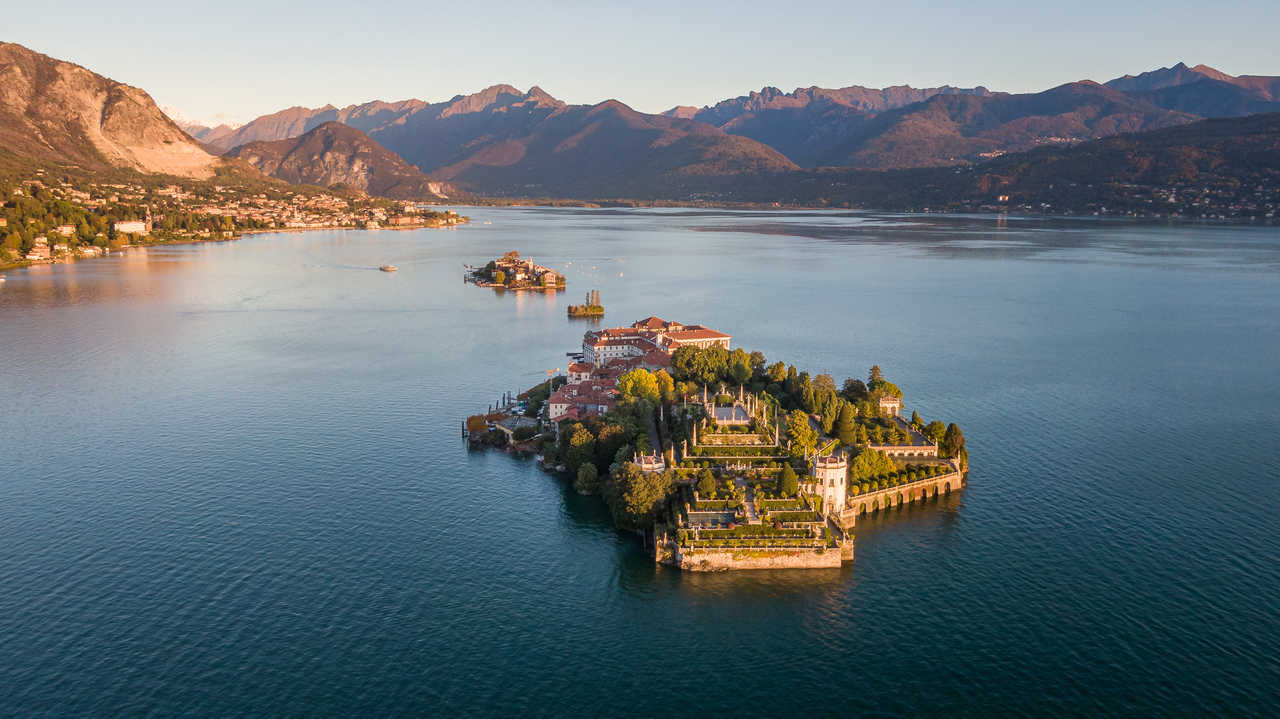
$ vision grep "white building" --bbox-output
[113,220,148,235]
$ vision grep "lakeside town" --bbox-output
[0,171,466,270]
[468,315,968,571]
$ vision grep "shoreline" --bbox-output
[0,219,470,273]
[446,199,1277,225]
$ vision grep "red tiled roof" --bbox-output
[664,328,730,341]
[630,316,670,330]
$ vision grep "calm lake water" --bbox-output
[1,208,1278,716]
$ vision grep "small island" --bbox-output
[466,250,565,290]
[567,289,604,317]
[466,316,968,571]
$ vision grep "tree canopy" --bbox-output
[611,462,675,530]
[617,368,660,404]
[786,410,817,457]
[835,402,858,446]
[778,464,799,496]
[850,449,897,482]
[574,463,600,495]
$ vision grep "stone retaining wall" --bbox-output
[669,545,843,571]
[838,469,964,527]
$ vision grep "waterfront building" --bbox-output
[25,236,50,261]
[581,316,730,366]
[807,453,848,517]
[113,220,149,235]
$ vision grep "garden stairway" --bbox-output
[743,486,762,525]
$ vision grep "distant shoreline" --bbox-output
[0,220,468,273]
[444,199,1278,225]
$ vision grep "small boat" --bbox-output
[379,265,398,272]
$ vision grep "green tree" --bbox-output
[786,410,817,457]
[836,402,858,446]
[696,468,716,497]
[855,424,869,446]
[653,369,675,403]
[566,426,596,476]
[493,270,506,285]
[869,365,884,384]
[850,449,896,483]
[617,368,660,404]
[766,361,787,384]
[911,411,923,428]
[612,463,674,530]
[778,464,799,496]
[941,423,966,460]
[923,421,946,444]
[842,378,868,401]
[730,356,752,386]
[574,462,600,494]
[595,424,629,473]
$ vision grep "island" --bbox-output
[567,289,604,317]
[466,316,968,571]
[465,250,565,291]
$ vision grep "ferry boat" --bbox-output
[379,265,398,272]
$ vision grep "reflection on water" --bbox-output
[692,213,1280,269]
[1,207,1278,716]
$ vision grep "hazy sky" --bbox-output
[9,0,1279,126]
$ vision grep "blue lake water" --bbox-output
[1,208,1278,716]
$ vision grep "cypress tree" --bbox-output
[836,403,858,446]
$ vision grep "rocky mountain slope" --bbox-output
[225,122,450,199]
[822,81,1196,169]
[0,42,219,178]
[662,84,993,166]
[665,80,1201,168]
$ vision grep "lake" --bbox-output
[1,208,1277,716]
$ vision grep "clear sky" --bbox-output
[8,0,1279,126]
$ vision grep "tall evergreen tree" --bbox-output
[941,423,966,460]
[836,402,858,445]
[778,464,799,496]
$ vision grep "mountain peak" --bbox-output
[439,84,532,118]
[1105,62,1239,92]
[225,121,448,199]
[1189,64,1235,83]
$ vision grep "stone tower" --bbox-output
[812,454,848,516]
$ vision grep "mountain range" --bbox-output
[1,40,1276,208]
[689,111,1280,213]
[176,62,1279,197]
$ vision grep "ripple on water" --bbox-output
[1,210,1278,716]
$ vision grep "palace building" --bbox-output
[581,316,730,365]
